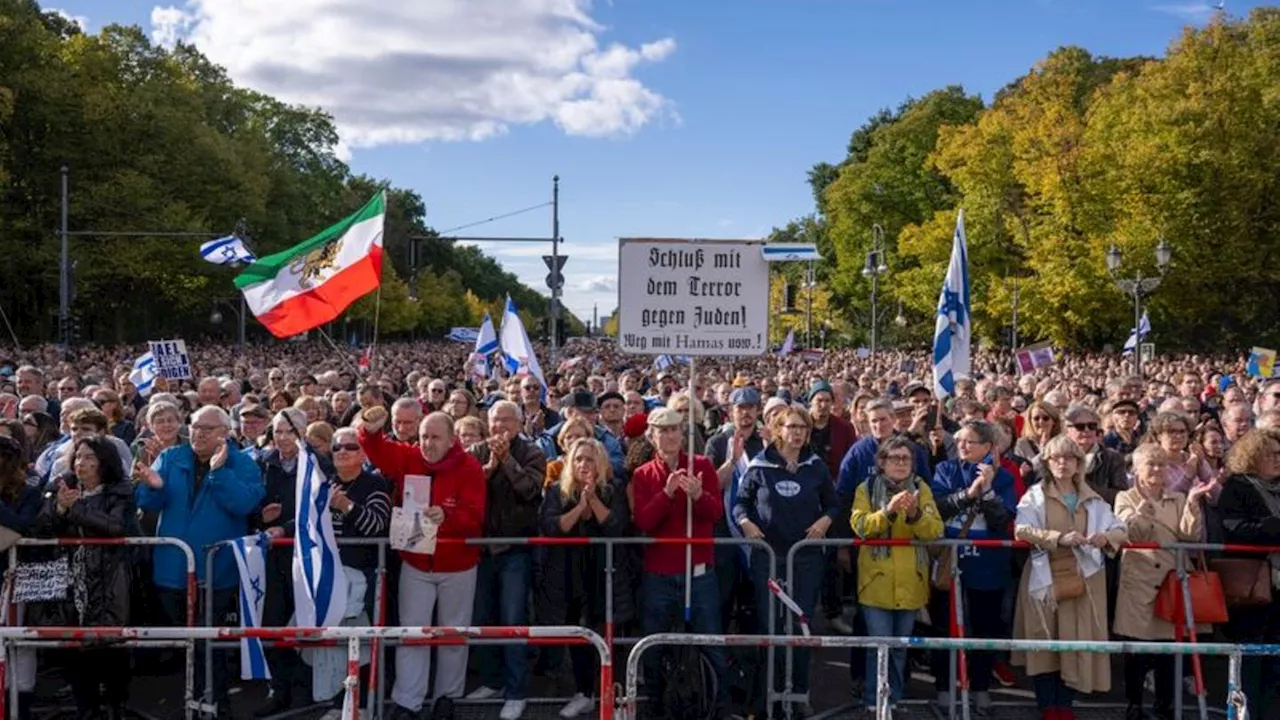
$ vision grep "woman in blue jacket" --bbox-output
[735,405,841,716]
[928,419,1017,716]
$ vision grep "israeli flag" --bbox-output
[292,440,348,629]
[932,209,972,398]
[653,354,673,371]
[231,533,271,680]
[199,235,256,265]
[499,296,546,389]
[471,313,499,379]
[778,328,795,357]
[129,352,157,397]
[1122,311,1151,355]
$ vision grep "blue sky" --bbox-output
[49,0,1249,324]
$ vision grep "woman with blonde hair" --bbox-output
[1013,435,1127,720]
[542,418,594,490]
[1016,402,1061,465]
[455,416,488,450]
[539,439,629,718]
[1216,427,1280,720]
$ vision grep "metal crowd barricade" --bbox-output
[205,535,775,719]
[4,536,198,720]
[786,537,1280,720]
[620,634,1271,720]
[0,625,610,720]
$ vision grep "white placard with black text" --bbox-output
[148,339,193,380]
[616,238,769,357]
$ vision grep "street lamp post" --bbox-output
[804,261,816,349]
[1105,238,1172,381]
[862,224,889,356]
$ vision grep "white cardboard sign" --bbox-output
[616,238,769,357]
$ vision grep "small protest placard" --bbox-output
[148,339,193,380]
[389,474,438,555]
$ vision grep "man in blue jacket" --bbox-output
[135,405,265,716]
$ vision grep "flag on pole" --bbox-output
[292,439,348,629]
[470,313,499,380]
[499,296,546,389]
[129,352,157,397]
[231,533,272,680]
[778,329,795,357]
[235,193,385,338]
[200,235,256,266]
[1122,311,1151,355]
[932,209,972,398]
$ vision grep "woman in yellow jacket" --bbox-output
[852,436,944,710]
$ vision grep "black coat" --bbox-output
[30,480,136,627]
[538,477,635,625]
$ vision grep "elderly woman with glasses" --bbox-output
[1013,435,1127,720]
[1144,412,1218,499]
[851,435,943,712]
[928,420,1018,715]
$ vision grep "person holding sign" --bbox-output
[356,407,486,720]
[630,407,727,718]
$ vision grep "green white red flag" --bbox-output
[235,193,385,338]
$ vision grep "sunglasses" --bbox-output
[331,443,360,453]
[1070,422,1100,432]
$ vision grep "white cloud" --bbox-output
[1151,2,1218,22]
[580,276,617,293]
[49,8,88,31]
[148,0,677,150]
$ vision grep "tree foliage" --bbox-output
[788,9,1280,350]
[0,0,570,346]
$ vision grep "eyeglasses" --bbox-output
[190,424,226,434]
[883,455,913,464]
[1069,422,1099,432]
[1031,415,1052,422]
[331,443,360,453]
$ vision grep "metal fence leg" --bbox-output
[876,644,892,720]
[1228,651,1246,720]
[345,637,361,720]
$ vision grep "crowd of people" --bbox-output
[1,338,1279,720]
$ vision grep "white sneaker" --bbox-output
[830,616,855,634]
[466,686,500,700]
[560,693,595,718]
[500,699,527,720]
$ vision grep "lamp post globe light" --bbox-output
[1106,237,1172,381]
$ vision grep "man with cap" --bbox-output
[597,391,627,440]
[536,390,625,479]
[705,387,767,636]
[631,407,727,717]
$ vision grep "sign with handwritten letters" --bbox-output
[616,238,769,357]
[148,339,193,380]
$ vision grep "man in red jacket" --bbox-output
[631,406,727,717]
[357,407,486,720]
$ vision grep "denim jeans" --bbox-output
[860,605,916,707]
[752,548,822,694]
[640,571,727,703]
[472,548,532,699]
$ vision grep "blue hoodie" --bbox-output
[733,445,840,552]
[137,441,265,590]
[929,459,1016,591]
[537,422,626,479]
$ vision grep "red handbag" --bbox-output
[1154,553,1229,625]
